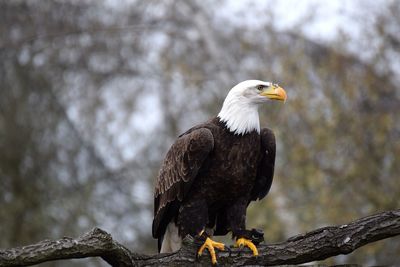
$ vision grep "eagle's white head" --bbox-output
[217,80,287,135]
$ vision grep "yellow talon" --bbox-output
[235,237,258,256]
[197,237,225,264]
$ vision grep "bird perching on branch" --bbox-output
[152,80,287,264]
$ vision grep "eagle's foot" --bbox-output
[234,228,264,256]
[196,232,225,265]
[235,237,258,256]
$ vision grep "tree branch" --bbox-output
[1,209,399,266]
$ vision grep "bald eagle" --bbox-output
[152,80,286,264]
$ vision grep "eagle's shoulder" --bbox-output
[155,126,214,197]
[260,127,276,148]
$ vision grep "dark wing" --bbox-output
[250,128,276,201]
[152,128,214,240]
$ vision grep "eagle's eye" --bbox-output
[256,85,264,92]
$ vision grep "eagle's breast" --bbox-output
[191,120,261,205]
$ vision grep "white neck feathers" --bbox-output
[217,94,260,135]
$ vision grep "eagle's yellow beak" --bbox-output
[260,85,287,102]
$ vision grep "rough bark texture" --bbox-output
[0,209,399,267]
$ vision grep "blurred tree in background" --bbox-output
[0,0,399,266]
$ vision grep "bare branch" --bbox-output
[1,209,399,266]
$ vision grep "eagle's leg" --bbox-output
[227,197,264,256]
[196,230,225,265]
[178,199,225,264]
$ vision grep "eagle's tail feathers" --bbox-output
[160,222,182,253]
